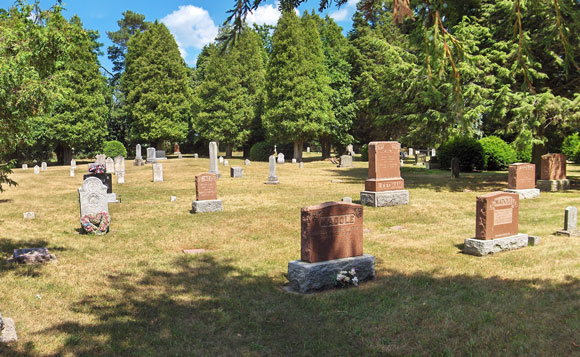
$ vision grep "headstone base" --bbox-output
[192,199,223,213]
[209,170,222,179]
[504,188,540,199]
[528,236,541,246]
[265,177,279,185]
[286,254,375,294]
[463,233,528,256]
[133,158,144,166]
[360,190,409,207]
[536,179,570,192]
[555,229,580,237]
[0,317,17,343]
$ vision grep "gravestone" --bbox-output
[41,162,47,171]
[105,157,114,173]
[451,158,460,178]
[153,163,163,182]
[464,191,528,256]
[415,153,427,165]
[431,148,436,157]
[22,164,27,170]
[178,153,183,159]
[70,167,75,177]
[287,202,375,293]
[117,170,125,184]
[78,176,109,218]
[408,148,414,156]
[155,150,167,160]
[299,161,304,169]
[223,159,229,166]
[339,155,353,168]
[170,196,177,202]
[505,163,539,199]
[0,313,17,343]
[244,159,251,165]
[174,143,180,154]
[114,156,125,174]
[209,142,221,178]
[146,147,156,163]
[307,147,310,153]
[556,206,579,237]
[347,144,355,156]
[11,248,56,264]
[192,173,222,213]
[277,153,285,164]
[95,154,107,165]
[341,197,352,203]
[292,158,297,164]
[266,155,279,184]
[537,153,569,191]
[83,172,112,194]
[360,141,409,207]
[134,144,144,166]
[230,167,243,178]
[23,212,35,219]
[194,153,199,159]
[34,165,40,174]
[219,156,224,164]
[71,159,76,168]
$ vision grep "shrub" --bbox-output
[249,141,273,161]
[479,136,517,170]
[562,133,580,159]
[572,142,580,164]
[102,140,127,158]
[360,144,368,161]
[512,142,532,163]
[438,136,484,172]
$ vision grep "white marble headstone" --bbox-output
[146,147,156,163]
[105,158,114,173]
[277,153,285,164]
[209,142,220,177]
[117,171,125,184]
[78,177,109,217]
[70,167,75,177]
[153,163,163,182]
[70,159,77,168]
[33,165,40,174]
[41,162,47,171]
[22,164,28,170]
[219,156,224,164]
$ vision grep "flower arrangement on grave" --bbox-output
[88,164,105,174]
[80,212,110,235]
[336,268,359,288]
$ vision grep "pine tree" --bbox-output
[122,21,193,148]
[264,10,333,161]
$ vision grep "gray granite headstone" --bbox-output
[22,164,28,170]
[153,163,163,182]
[33,165,40,174]
[564,206,577,231]
[78,176,109,217]
[339,155,353,168]
[267,155,279,184]
[209,141,220,177]
[105,157,114,173]
[146,147,156,163]
[41,162,47,171]
[277,153,285,164]
[230,167,243,178]
[155,150,167,160]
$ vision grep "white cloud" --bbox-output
[161,5,218,61]
[245,2,300,26]
[329,0,360,22]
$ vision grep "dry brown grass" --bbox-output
[1,153,579,355]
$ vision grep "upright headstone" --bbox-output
[415,153,427,165]
[41,162,47,172]
[153,163,163,182]
[146,147,156,163]
[505,163,539,199]
[117,170,125,184]
[292,158,297,164]
[230,167,243,178]
[223,159,229,166]
[33,165,40,174]
[464,191,528,256]
[22,164,28,170]
[360,141,409,207]
[78,177,110,234]
[70,167,75,177]
[557,206,579,237]
[244,159,251,166]
[219,156,224,164]
[134,144,144,166]
[347,144,355,156]
[277,153,285,164]
[451,158,460,179]
[114,156,124,174]
[266,155,279,184]
[105,157,114,173]
[431,148,436,157]
[209,141,221,178]
[178,153,183,159]
[537,153,569,191]
[307,147,310,153]
[0,313,17,343]
[408,148,414,156]
[287,202,375,293]
[299,161,304,169]
[95,154,107,165]
[70,159,77,168]
[155,150,167,160]
[339,155,353,168]
[194,153,199,159]
[192,173,222,213]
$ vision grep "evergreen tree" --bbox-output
[122,21,193,148]
[264,10,333,160]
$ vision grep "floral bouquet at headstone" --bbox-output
[336,268,358,288]
[80,211,110,235]
[88,164,105,174]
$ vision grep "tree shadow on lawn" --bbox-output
[32,255,580,355]
[0,238,67,278]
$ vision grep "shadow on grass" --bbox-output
[26,255,580,355]
[0,238,68,279]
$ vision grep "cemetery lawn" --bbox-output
[1,155,580,356]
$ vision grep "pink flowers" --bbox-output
[80,211,110,235]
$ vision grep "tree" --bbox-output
[122,21,193,148]
[264,10,333,161]
[196,27,266,158]
[44,15,109,164]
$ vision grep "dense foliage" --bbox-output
[249,141,272,162]
[561,133,579,159]
[479,136,517,170]
[103,140,127,158]
[438,136,484,172]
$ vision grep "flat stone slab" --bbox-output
[464,233,528,256]
[536,179,570,192]
[504,188,540,199]
[183,249,207,254]
[192,199,222,213]
[9,248,56,264]
[287,254,375,294]
[556,230,580,237]
[360,190,409,207]
[0,318,17,343]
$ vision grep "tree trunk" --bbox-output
[321,138,331,159]
[243,145,250,159]
[293,140,303,161]
[532,142,547,179]
[56,145,72,165]
[157,139,164,151]
[226,143,233,159]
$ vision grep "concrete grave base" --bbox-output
[536,179,570,192]
[504,188,540,199]
[360,190,409,207]
[555,229,580,237]
[464,233,528,256]
[286,254,375,294]
[209,170,222,179]
[265,177,279,185]
[0,318,17,343]
[192,199,223,213]
[133,158,144,166]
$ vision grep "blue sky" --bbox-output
[0,0,360,73]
